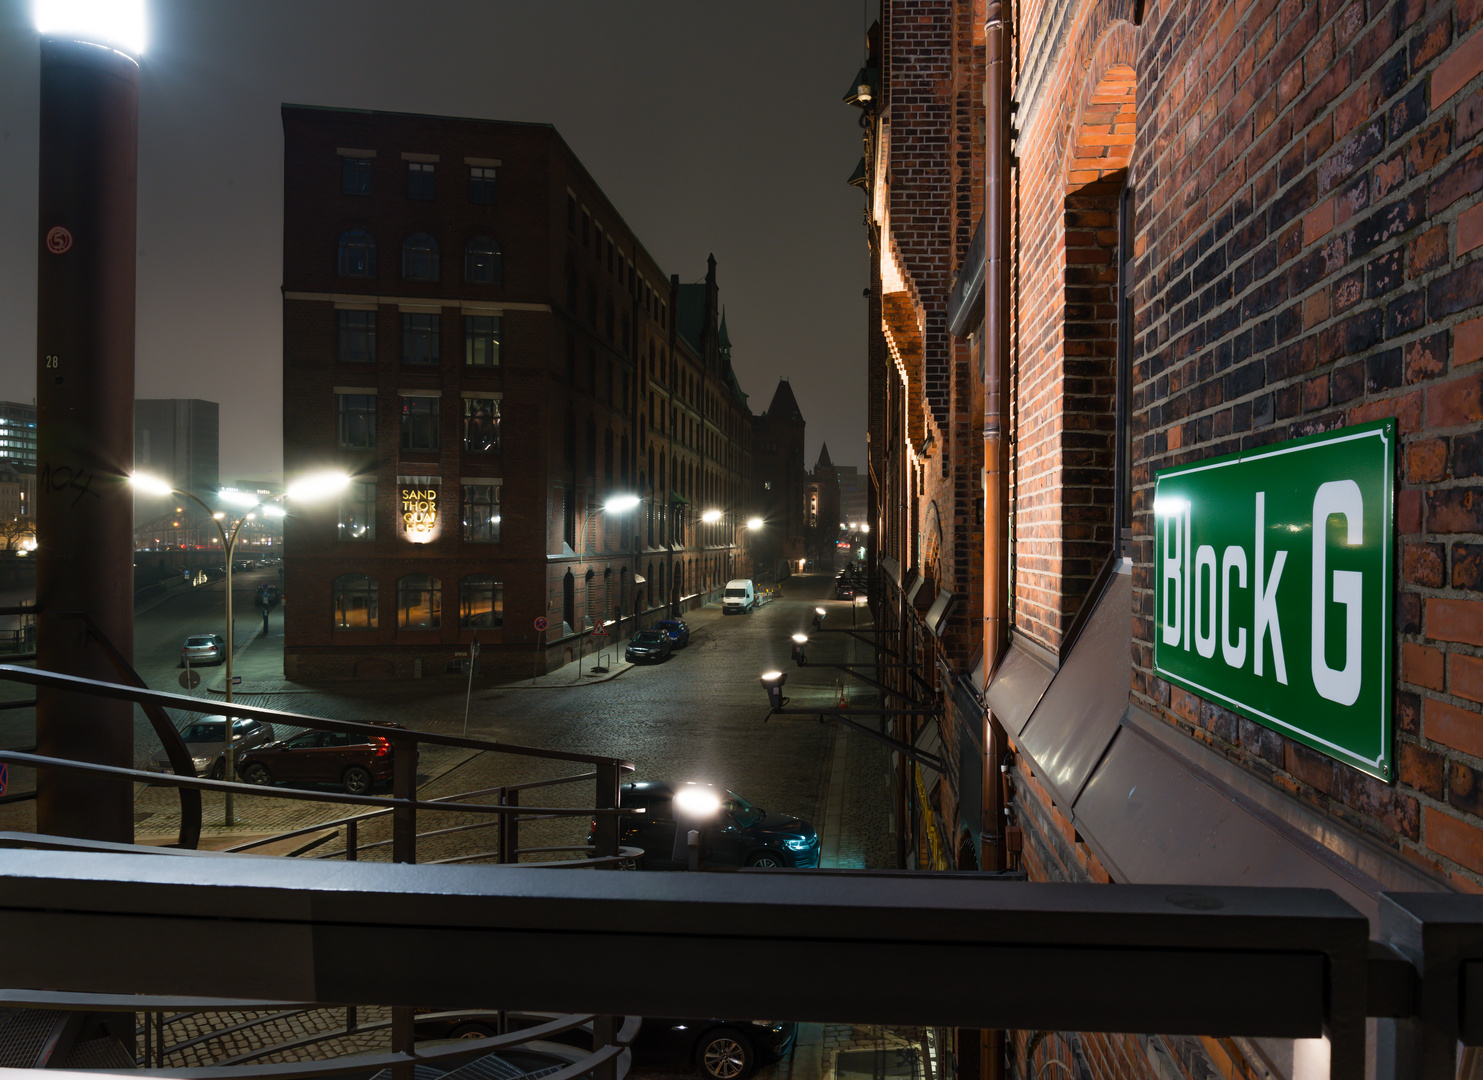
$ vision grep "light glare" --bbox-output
[746,517,764,530]
[35,0,147,56]
[673,785,722,818]
[701,509,723,524]
[286,471,353,502]
[603,494,641,514]
[129,472,172,497]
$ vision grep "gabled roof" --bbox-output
[816,443,833,468]
[718,308,732,350]
[766,379,804,423]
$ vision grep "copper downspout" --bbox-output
[983,0,1010,695]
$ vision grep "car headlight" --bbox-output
[191,757,211,768]
[783,838,813,850]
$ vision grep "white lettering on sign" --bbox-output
[401,487,438,540]
[1253,491,1289,685]
[1161,502,1183,647]
[1312,479,1364,706]
[1220,545,1248,669]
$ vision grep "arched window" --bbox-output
[338,229,376,278]
[397,573,441,628]
[332,573,378,630]
[459,575,503,627]
[465,237,501,284]
[402,233,439,281]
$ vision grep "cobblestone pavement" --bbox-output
[26,573,901,1079]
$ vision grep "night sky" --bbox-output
[0,1,871,483]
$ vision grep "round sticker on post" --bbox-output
[46,226,73,255]
[534,616,548,632]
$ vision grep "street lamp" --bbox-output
[813,606,826,631]
[760,670,788,711]
[131,470,350,824]
[576,493,640,668]
[791,633,809,667]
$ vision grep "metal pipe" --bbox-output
[983,0,1011,695]
[34,34,140,843]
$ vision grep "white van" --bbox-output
[722,579,755,614]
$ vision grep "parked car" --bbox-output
[834,581,855,600]
[625,629,673,663]
[419,1011,794,1080]
[653,618,690,647]
[722,578,755,614]
[147,716,277,779]
[237,723,408,794]
[180,634,226,666]
[592,781,819,871]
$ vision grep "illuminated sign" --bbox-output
[401,485,439,542]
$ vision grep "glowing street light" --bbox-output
[761,669,788,711]
[701,508,723,524]
[34,0,148,57]
[129,470,350,824]
[747,517,765,531]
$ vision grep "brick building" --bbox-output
[806,443,842,559]
[857,0,1483,1076]
[280,105,754,680]
[751,378,811,576]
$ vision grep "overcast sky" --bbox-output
[0,0,871,483]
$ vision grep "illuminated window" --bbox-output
[462,398,500,453]
[407,161,434,199]
[338,481,376,542]
[400,396,439,451]
[465,315,500,367]
[460,575,504,626]
[342,157,372,195]
[401,313,439,365]
[337,229,376,278]
[337,394,376,449]
[402,233,439,282]
[332,573,377,628]
[461,485,500,543]
[337,310,375,363]
[465,237,501,284]
[397,573,441,628]
[469,166,496,204]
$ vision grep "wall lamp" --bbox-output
[813,606,826,631]
[791,633,809,667]
[760,670,788,711]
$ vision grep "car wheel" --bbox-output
[449,1022,497,1039]
[698,1029,754,1080]
[618,855,644,871]
[241,763,271,785]
[209,759,225,781]
[746,851,786,869]
[343,765,373,794]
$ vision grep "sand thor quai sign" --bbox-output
[1153,419,1395,781]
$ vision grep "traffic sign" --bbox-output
[593,625,608,638]
[0,762,7,797]
[231,675,242,685]
[534,616,548,632]
[178,669,201,690]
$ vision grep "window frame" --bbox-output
[342,157,372,196]
[462,397,501,453]
[396,573,442,629]
[401,312,440,366]
[332,572,378,629]
[461,483,501,543]
[337,229,376,278]
[337,309,376,364]
[469,166,497,204]
[402,233,440,282]
[464,237,501,284]
[464,315,501,367]
[336,393,377,450]
[400,395,440,452]
[407,161,435,200]
[338,479,376,542]
[459,575,504,627]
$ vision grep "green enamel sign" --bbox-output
[1153,419,1395,780]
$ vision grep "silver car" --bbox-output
[180,634,226,666]
[148,716,277,780]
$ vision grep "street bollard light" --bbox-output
[791,633,809,667]
[760,670,788,712]
[671,783,722,871]
[813,606,826,631]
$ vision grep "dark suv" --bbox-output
[237,724,408,794]
[595,781,819,870]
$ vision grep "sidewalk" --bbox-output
[203,598,741,695]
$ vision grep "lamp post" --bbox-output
[131,471,349,825]
[576,493,639,670]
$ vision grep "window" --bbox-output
[460,575,504,626]
[401,313,439,365]
[333,573,378,629]
[342,157,371,195]
[462,397,500,452]
[407,161,434,199]
[461,485,500,543]
[338,229,376,278]
[465,315,500,367]
[339,480,376,541]
[465,237,501,284]
[397,573,441,628]
[401,396,439,451]
[337,310,376,364]
[469,166,496,204]
[402,233,438,281]
[337,394,376,449]
[567,194,576,232]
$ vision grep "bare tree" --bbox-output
[0,517,36,553]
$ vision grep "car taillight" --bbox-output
[375,737,389,756]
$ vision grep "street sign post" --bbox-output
[178,670,200,691]
[1153,419,1395,780]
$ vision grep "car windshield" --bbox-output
[185,637,215,647]
[725,790,765,827]
[634,631,664,643]
[724,588,745,597]
[181,722,224,743]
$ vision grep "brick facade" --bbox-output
[281,107,754,680]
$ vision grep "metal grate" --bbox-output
[59,1035,137,1069]
[0,1008,67,1068]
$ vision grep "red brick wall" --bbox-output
[1123,0,1483,885]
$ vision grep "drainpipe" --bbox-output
[981,8,1011,1079]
